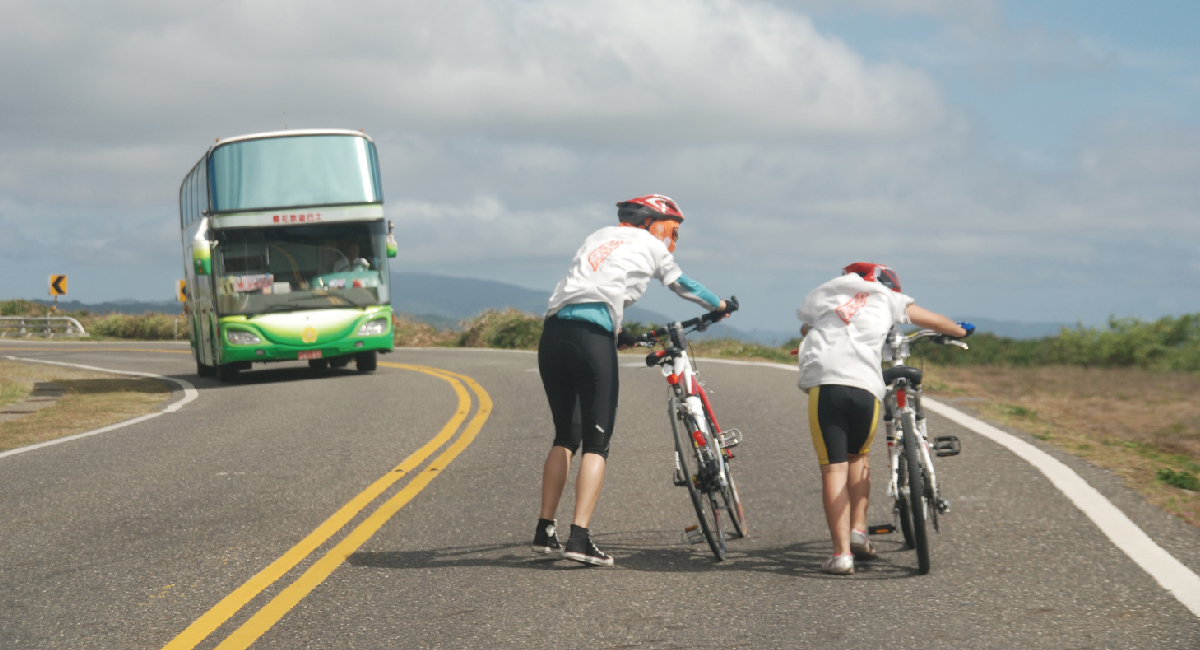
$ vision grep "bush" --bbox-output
[393,315,457,347]
[456,309,543,350]
[688,337,794,363]
[1157,468,1200,492]
[86,313,181,340]
[0,299,44,316]
[912,314,1200,374]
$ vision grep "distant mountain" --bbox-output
[30,280,1071,342]
[389,271,786,341]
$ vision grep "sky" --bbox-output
[1,0,1197,333]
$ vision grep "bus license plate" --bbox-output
[298,351,322,360]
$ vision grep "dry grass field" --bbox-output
[924,365,1200,528]
[0,360,172,452]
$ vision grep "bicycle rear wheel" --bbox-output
[703,407,746,538]
[670,398,727,560]
[901,413,931,574]
[895,448,916,549]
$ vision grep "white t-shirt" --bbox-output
[796,274,915,400]
[546,226,684,329]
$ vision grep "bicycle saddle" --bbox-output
[883,366,923,386]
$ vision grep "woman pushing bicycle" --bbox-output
[796,263,972,575]
[532,194,732,566]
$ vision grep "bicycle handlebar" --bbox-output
[632,294,739,345]
[787,327,970,356]
[906,329,970,350]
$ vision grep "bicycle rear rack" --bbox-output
[717,428,743,449]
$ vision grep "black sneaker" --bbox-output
[563,525,614,567]
[531,518,562,554]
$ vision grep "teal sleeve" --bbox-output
[669,273,721,310]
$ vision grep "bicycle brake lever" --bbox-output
[948,340,969,350]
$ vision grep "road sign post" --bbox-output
[48,275,67,312]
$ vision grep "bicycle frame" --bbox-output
[884,378,938,516]
[635,307,746,558]
[655,323,731,490]
[883,328,966,526]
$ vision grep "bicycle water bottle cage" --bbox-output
[933,435,961,457]
[882,366,923,387]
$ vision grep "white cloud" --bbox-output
[0,0,1195,328]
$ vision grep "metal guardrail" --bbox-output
[0,316,89,338]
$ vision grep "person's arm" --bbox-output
[667,273,723,311]
[800,323,811,337]
[906,305,967,337]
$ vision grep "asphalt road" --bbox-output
[0,341,1197,649]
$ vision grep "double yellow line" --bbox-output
[163,362,492,650]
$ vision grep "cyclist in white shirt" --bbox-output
[796,263,972,575]
[531,194,730,566]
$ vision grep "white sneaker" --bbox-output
[822,553,855,575]
[849,529,878,560]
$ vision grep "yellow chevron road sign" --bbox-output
[49,275,67,296]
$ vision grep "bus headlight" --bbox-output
[357,318,388,336]
[227,330,261,345]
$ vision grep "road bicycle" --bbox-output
[878,326,967,574]
[632,300,745,560]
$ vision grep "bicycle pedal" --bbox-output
[672,469,688,487]
[868,524,895,535]
[684,525,705,544]
[717,428,743,449]
[934,435,961,457]
[937,498,951,514]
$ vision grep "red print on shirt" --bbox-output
[836,292,870,324]
[587,240,624,272]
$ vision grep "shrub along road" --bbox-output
[0,342,1197,649]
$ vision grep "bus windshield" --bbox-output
[213,221,390,315]
[210,135,382,212]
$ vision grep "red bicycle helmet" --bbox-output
[616,194,684,224]
[843,262,901,292]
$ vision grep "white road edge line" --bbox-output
[687,356,1200,618]
[922,397,1200,618]
[0,356,199,461]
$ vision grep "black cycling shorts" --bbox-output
[538,316,619,459]
[808,384,879,466]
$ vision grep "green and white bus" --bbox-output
[179,129,397,381]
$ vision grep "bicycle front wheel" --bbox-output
[670,398,727,560]
[901,413,931,574]
[703,407,746,538]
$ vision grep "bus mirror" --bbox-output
[193,244,212,275]
[386,221,397,258]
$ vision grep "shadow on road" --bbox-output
[347,535,921,579]
[167,365,375,392]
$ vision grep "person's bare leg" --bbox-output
[572,453,607,528]
[847,453,870,533]
[821,462,851,555]
[539,446,574,520]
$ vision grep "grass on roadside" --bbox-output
[923,364,1200,528]
[0,360,172,452]
[0,375,32,409]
